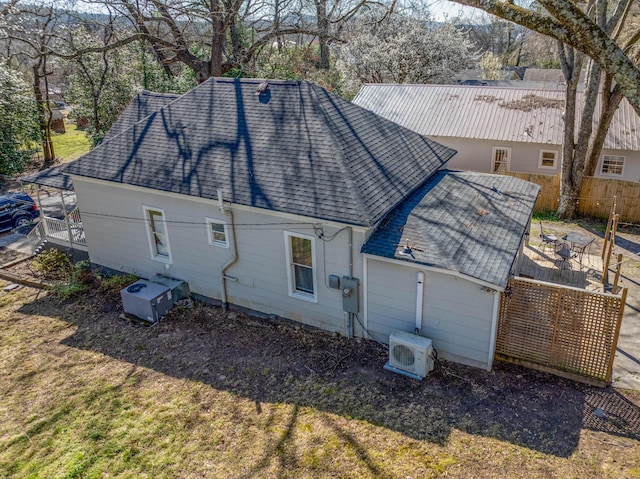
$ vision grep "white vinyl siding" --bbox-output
[601,155,625,176]
[365,258,495,370]
[285,232,317,302]
[144,206,171,263]
[492,147,511,172]
[72,177,369,335]
[538,150,558,169]
[206,218,229,247]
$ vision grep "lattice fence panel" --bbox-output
[497,278,625,384]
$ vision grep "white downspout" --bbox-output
[218,190,238,311]
[415,271,424,335]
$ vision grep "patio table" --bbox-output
[562,232,594,268]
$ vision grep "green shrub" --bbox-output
[100,273,139,301]
[32,249,72,280]
[532,211,560,222]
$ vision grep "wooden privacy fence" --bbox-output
[498,172,560,212]
[500,172,640,222]
[496,277,626,386]
[578,177,640,222]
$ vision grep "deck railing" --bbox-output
[39,207,86,248]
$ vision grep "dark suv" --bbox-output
[0,192,40,232]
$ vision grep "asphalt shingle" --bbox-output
[65,78,456,227]
[361,170,540,288]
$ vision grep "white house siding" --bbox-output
[72,177,367,335]
[597,148,640,182]
[365,257,497,370]
[430,137,640,182]
[430,137,560,175]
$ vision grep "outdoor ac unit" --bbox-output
[120,279,173,324]
[384,330,434,379]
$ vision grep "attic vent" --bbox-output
[476,207,490,216]
[256,82,269,95]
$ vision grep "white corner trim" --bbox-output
[487,291,501,371]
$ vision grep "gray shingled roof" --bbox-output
[19,164,74,191]
[65,78,456,227]
[103,90,180,141]
[18,91,180,190]
[353,84,640,151]
[362,170,540,288]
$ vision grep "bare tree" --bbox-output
[451,0,640,219]
[449,0,640,115]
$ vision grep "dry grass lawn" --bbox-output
[1,280,640,478]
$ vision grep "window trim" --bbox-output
[538,149,558,170]
[491,146,511,172]
[600,154,625,177]
[206,217,229,248]
[143,206,172,264]
[284,231,317,303]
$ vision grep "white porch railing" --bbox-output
[26,221,46,251]
[33,207,86,250]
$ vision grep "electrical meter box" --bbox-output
[341,276,359,313]
[120,279,173,323]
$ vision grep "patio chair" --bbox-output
[555,241,577,269]
[539,221,559,252]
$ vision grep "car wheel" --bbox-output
[14,216,31,228]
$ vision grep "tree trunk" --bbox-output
[556,43,583,219]
[584,82,624,176]
[316,0,330,70]
[32,64,55,168]
[209,0,225,79]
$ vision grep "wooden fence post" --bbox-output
[605,287,627,383]
[602,196,616,260]
[612,253,623,294]
[602,214,619,285]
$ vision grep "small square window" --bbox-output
[206,218,229,247]
[539,150,557,169]
[601,155,625,176]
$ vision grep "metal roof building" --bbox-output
[353,84,640,152]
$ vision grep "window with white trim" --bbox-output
[206,218,229,247]
[538,150,558,169]
[144,206,171,263]
[600,155,625,176]
[492,147,511,172]
[285,232,317,301]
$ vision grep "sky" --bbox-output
[429,0,476,21]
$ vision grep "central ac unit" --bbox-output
[384,330,434,380]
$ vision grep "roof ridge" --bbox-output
[305,82,378,225]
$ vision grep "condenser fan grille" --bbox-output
[392,344,415,368]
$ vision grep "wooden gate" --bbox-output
[496,277,627,386]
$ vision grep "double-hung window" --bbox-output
[492,147,511,172]
[538,150,558,169]
[144,206,171,263]
[285,232,317,301]
[600,155,625,177]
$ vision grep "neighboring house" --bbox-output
[22,78,539,371]
[353,84,640,182]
